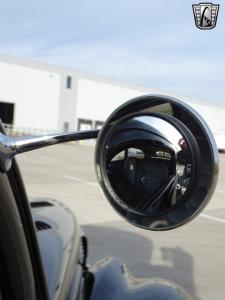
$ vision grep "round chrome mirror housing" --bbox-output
[95,95,219,231]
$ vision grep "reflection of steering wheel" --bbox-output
[123,155,176,212]
[105,117,188,213]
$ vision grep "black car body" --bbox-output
[0,95,218,300]
[0,158,190,300]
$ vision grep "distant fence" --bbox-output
[3,123,96,146]
[2,123,224,151]
[3,123,60,137]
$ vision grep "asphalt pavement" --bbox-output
[17,143,225,300]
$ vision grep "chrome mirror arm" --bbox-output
[0,129,99,173]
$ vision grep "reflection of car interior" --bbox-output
[108,145,176,213]
[107,116,191,213]
[106,118,191,213]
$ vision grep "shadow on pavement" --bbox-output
[83,222,201,300]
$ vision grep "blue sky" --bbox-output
[1,0,224,106]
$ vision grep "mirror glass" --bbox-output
[105,115,193,214]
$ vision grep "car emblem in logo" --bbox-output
[192,3,219,29]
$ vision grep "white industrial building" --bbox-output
[0,53,224,150]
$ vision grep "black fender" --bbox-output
[30,198,84,300]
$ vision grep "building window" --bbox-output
[66,76,72,89]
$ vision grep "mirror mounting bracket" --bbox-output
[0,130,99,173]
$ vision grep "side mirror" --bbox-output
[95,94,219,231]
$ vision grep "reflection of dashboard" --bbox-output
[154,150,172,159]
[107,145,177,212]
[106,141,193,214]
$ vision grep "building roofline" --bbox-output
[0,52,159,92]
[0,52,224,110]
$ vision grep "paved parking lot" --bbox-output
[17,143,225,300]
